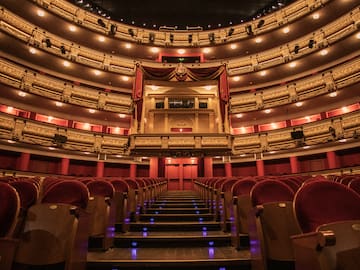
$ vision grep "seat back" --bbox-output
[251,179,294,206]
[294,180,360,233]
[10,181,38,210]
[348,177,360,195]
[42,180,89,209]
[0,182,20,237]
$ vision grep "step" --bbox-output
[139,213,214,222]
[145,207,210,214]
[114,231,232,248]
[130,221,221,231]
[150,202,207,208]
[87,246,251,270]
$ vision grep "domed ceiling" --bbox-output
[69,0,295,30]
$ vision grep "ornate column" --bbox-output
[149,157,159,178]
[204,157,213,177]
[60,158,70,175]
[225,162,232,177]
[290,156,299,174]
[18,152,30,171]
[256,159,265,176]
[96,161,104,177]
[130,163,137,179]
[327,151,338,169]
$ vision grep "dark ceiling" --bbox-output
[70,0,295,30]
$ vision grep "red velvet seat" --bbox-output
[292,180,360,270]
[249,180,300,270]
[86,180,115,250]
[0,182,20,270]
[13,180,90,270]
[348,177,360,195]
[231,178,256,249]
[0,182,20,237]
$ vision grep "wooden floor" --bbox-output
[87,190,251,270]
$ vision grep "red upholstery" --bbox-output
[10,181,38,209]
[221,178,238,192]
[124,179,139,189]
[42,180,89,209]
[348,178,360,195]
[231,179,256,196]
[251,180,294,206]
[281,178,300,192]
[0,182,20,237]
[294,180,360,233]
[340,176,356,185]
[87,180,114,198]
[110,179,129,192]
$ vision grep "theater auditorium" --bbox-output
[0,0,360,269]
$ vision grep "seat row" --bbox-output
[194,175,360,270]
[0,176,167,270]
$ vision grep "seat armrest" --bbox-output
[291,230,336,250]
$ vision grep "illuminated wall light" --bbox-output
[260,70,267,76]
[7,139,16,144]
[150,47,159,53]
[48,147,55,150]
[84,151,91,155]
[150,85,159,90]
[29,47,37,54]
[230,44,237,49]
[98,36,105,42]
[18,91,27,97]
[93,70,101,76]
[88,109,96,114]
[6,106,14,113]
[122,76,130,82]
[236,113,243,118]
[295,102,303,107]
[341,106,349,113]
[305,116,311,121]
[320,49,328,56]
[240,154,246,157]
[63,61,70,67]
[269,151,276,154]
[204,85,213,90]
[116,154,123,158]
[203,48,211,54]
[68,25,77,32]
[271,123,277,128]
[356,32,360,39]
[312,13,320,20]
[264,109,271,114]
[329,91,338,97]
[289,62,297,68]
[118,114,126,118]
[255,37,262,43]
[83,123,91,130]
[55,101,63,107]
[125,43,132,49]
[338,138,347,143]
[282,27,290,34]
[233,76,240,82]
[303,145,310,149]
[48,116,53,122]
[37,9,45,17]
[177,49,186,54]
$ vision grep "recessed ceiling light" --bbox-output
[48,147,55,150]
[282,27,290,34]
[295,101,303,107]
[260,70,267,76]
[150,85,159,90]
[236,113,243,118]
[93,70,101,76]
[329,91,337,97]
[177,49,186,54]
[63,61,70,67]
[98,36,105,42]
[69,25,77,32]
[264,109,271,114]
[289,62,297,68]
[118,114,126,118]
[7,139,16,144]
[18,91,27,97]
[125,43,132,49]
[37,9,45,17]
[269,151,276,154]
[338,138,347,143]
[122,76,130,81]
[88,109,96,113]
[303,145,310,149]
[255,37,262,43]
[312,13,320,20]
[150,47,159,53]
[233,76,240,82]
[202,48,211,54]
[204,85,213,90]
[84,151,91,155]
[320,49,328,56]
[230,44,237,49]
[356,32,360,39]
[55,101,63,107]
[29,47,37,54]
